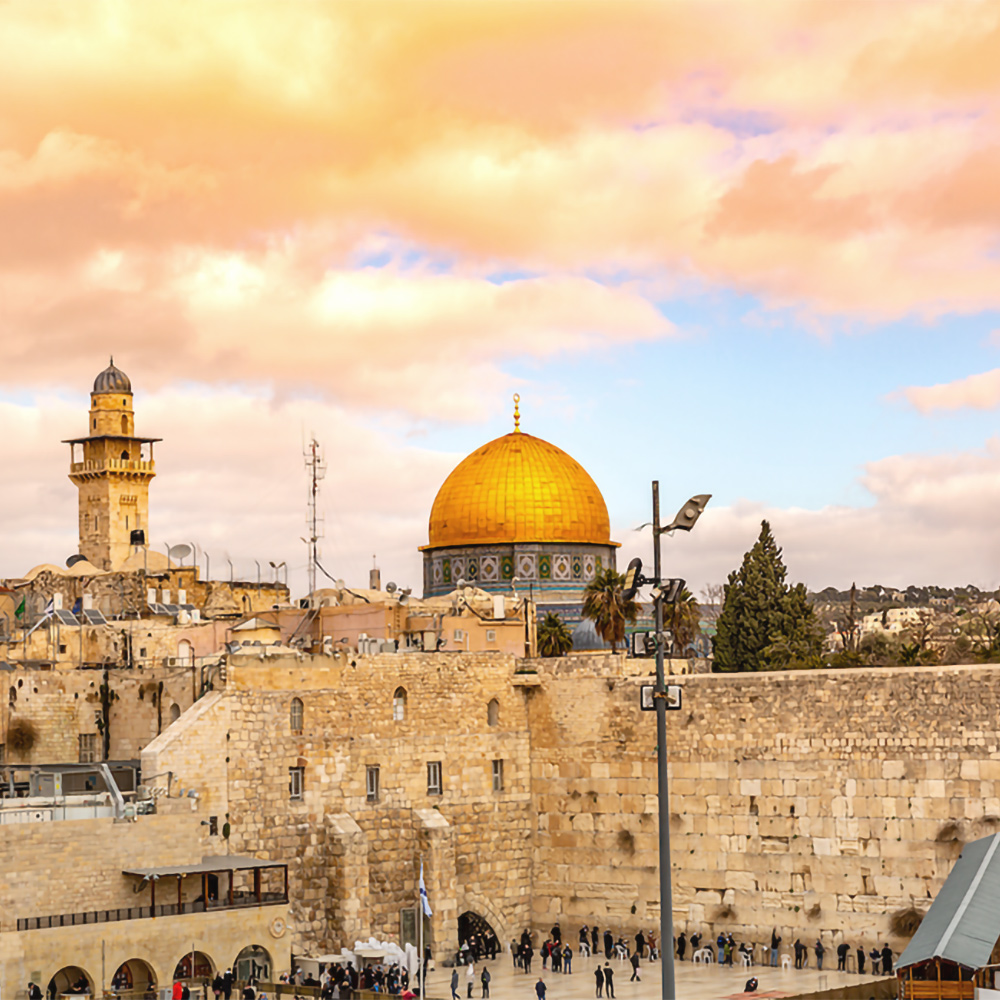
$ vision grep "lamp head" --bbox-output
[665,494,712,533]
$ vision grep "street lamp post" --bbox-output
[624,485,711,1000]
[651,481,676,1000]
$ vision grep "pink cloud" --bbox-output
[901,369,1000,413]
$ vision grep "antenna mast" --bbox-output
[304,436,327,608]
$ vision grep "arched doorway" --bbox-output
[234,946,273,983]
[47,967,94,999]
[111,959,157,996]
[458,912,500,959]
[173,952,214,982]
[178,640,194,666]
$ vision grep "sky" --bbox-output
[4,1,1000,599]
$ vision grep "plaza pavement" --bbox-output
[424,948,889,1000]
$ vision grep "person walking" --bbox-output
[603,963,615,1000]
[594,964,604,999]
[223,971,234,1000]
[648,931,658,961]
[770,929,781,967]
[480,968,490,999]
[837,942,849,972]
[815,939,825,971]
[535,978,546,1000]
[450,969,459,1000]
[629,952,641,983]
[634,930,646,960]
[467,959,475,998]
[524,944,534,975]
[677,933,687,962]
[563,945,573,974]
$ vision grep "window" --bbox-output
[121,415,128,434]
[492,759,504,792]
[209,815,218,835]
[290,697,304,733]
[393,687,407,722]
[486,629,497,643]
[453,629,465,641]
[120,450,129,461]
[427,760,442,795]
[79,733,99,763]
[366,765,380,803]
[487,698,500,727]
[289,766,304,800]
[170,703,181,723]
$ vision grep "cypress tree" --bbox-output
[714,520,822,671]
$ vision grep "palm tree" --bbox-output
[664,588,701,656]
[582,568,639,650]
[537,612,574,657]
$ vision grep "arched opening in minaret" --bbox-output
[120,450,129,461]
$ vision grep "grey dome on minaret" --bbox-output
[93,357,132,394]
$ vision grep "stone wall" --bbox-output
[525,656,1000,957]
[142,653,535,960]
[1,664,201,764]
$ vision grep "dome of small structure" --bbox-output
[427,431,611,548]
[93,359,131,394]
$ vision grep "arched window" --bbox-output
[178,640,194,666]
[121,415,128,434]
[290,697,304,732]
[393,687,407,722]
[487,698,499,727]
[120,450,129,461]
[169,703,181,724]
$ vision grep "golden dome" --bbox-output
[425,430,615,549]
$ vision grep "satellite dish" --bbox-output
[385,582,398,594]
[168,543,192,560]
[66,554,87,568]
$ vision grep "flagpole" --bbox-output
[418,856,423,997]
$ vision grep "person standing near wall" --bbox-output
[815,939,825,970]
[837,941,849,971]
[770,929,781,967]
[677,933,686,962]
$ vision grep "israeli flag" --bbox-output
[419,863,433,917]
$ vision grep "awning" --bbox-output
[123,855,284,878]
[898,832,1000,971]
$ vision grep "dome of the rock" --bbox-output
[421,399,617,618]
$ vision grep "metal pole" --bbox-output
[653,480,676,1000]
[418,857,424,997]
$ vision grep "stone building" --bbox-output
[421,397,618,622]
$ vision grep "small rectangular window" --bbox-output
[78,733,98,764]
[0,744,5,765]
[486,629,497,643]
[209,815,219,835]
[453,629,464,641]
[289,766,304,800]
[366,765,380,803]
[492,759,504,792]
[427,760,443,795]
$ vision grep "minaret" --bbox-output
[64,359,161,570]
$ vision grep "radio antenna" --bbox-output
[303,436,327,608]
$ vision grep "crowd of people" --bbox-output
[670,927,894,977]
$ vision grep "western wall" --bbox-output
[134,650,1000,962]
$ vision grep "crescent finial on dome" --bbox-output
[513,393,520,433]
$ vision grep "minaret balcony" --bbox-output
[70,458,156,476]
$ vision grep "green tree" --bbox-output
[713,520,823,671]
[665,588,701,655]
[536,612,574,657]
[582,567,639,651]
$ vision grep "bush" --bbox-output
[7,717,38,754]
